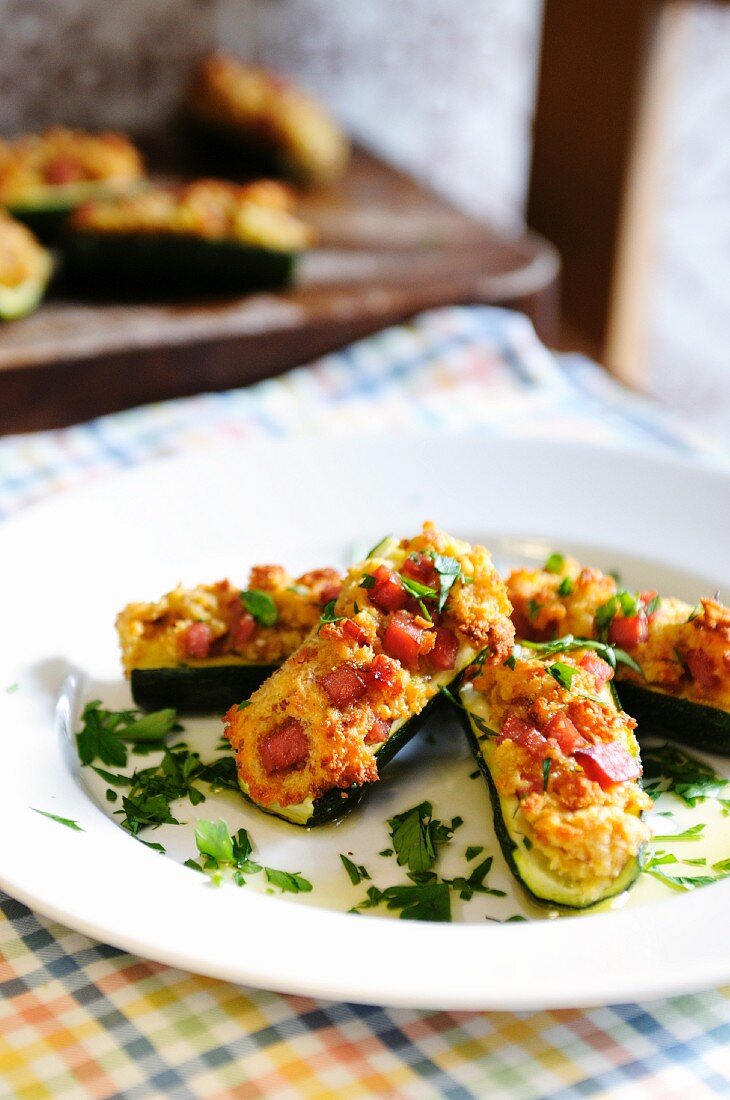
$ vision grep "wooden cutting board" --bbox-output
[0,150,559,433]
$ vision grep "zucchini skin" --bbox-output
[458,707,646,910]
[246,691,453,828]
[63,230,296,292]
[617,681,730,756]
[131,665,278,713]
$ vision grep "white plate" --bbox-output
[1,436,729,1011]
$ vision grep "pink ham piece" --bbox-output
[260,720,309,775]
[574,742,642,789]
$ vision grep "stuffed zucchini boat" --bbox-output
[0,128,144,239]
[507,554,730,755]
[223,523,515,826]
[459,647,652,908]
[117,565,342,712]
[184,54,349,186]
[0,211,52,321]
[64,178,314,291]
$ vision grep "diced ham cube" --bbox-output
[544,710,584,754]
[382,612,427,669]
[579,651,614,691]
[181,622,212,659]
[574,742,642,789]
[369,565,406,612]
[429,626,459,671]
[365,718,391,745]
[259,720,309,774]
[320,663,367,708]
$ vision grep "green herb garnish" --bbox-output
[557,576,574,597]
[32,808,83,831]
[353,883,451,922]
[652,823,706,842]
[641,744,728,806]
[388,801,461,874]
[241,588,278,626]
[75,701,178,768]
[319,599,344,630]
[340,854,371,886]
[444,856,506,901]
[264,868,313,894]
[542,757,552,792]
[544,552,566,574]
[429,553,462,610]
[547,661,577,691]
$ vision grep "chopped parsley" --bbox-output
[379,848,393,857]
[687,603,703,622]
[542,757,552,792]
[241,588,278,627]
[319,599,344,630]
[429,553,462,610]
[519,634,642,677]
[352,883,451,922]
[547,661,577,691]
[641,743,728,806]
[557,576,574,597]
[652,822,706,842]
[544,552,566,574]
[643,850,719,891]
[359,573,376,589]
[32,808,83,831]
[264,868,313,894]
[340,855,371,886]
[443,856,506,902]
[195,819,234,863]
[75,701,178,768]
[466,845,484,861]
[504,653,518,671]
[528,599,541,621]
[388,801,462,874]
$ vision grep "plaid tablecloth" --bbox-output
[1,306,728,1099]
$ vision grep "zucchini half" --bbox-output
[616,681,730,757]
[240,667,474,828]
[63,230,296,293]
[131,662,279,714]
[7,182,136,241]
[458,679,648,909]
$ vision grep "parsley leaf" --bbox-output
[32,808,83,831]
[388,802,460,874]
[368,883,451,922]
[195,819,234,863]
[547,661,576,691]
[319,599,344,630]
[544,552,565,574]
[264,868,313,894]
[444,856,506,901]
[641,743,728,806]
[542,757,552,792]
[653,822,706,842]
[359,573,376,589]
[241,589,278,627]
[75,701,178,768]
[340,854,371,886]
[528,599,541,621]
[429,553,462,611]
[466,845,484,861]
[399,575,438,601]
[557,576,574,597]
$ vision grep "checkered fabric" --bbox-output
[1,307,729,1099]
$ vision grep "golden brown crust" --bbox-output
[507,558,730,710]
[116,565,341,674]
[225,523,514,809]
[185,54,349,184]
[70,178,315,250]
[473,653,651,883]
[0,128,143,204]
